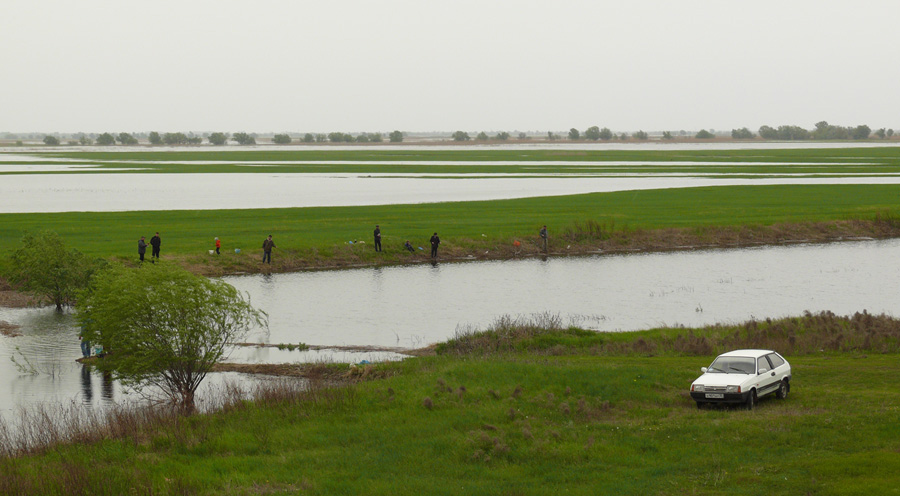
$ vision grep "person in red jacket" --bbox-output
[215,237,221,255]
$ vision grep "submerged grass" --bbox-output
[9,146,900,176]
[2,316,899,495]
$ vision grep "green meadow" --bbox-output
[3,316,899,495]
[1,184,899,269]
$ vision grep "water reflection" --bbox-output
[80,365,92,403]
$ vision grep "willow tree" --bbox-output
[78,263,266,413]
[7,230,96,311]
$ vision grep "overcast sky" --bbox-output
[2,1,898,134]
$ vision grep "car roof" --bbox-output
[716,349,776,359]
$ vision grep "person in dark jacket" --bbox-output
[430,232,440,258]
[404,240,415,253]
[138,236,148,262]
[262,235,275,264]
[374,225,382,252]
[539,225,548,253]
[150,232,161,260]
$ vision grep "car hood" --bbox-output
[693,372,754,386]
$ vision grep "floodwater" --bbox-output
[224,239,900,347]
[3,173,900,213]
[1,140,899,213]
[3,238,897,423]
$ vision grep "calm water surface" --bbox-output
[2,239,899,422]
[3,174,900,213]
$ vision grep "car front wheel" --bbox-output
[745,390,757,411]
[776,380,789,400]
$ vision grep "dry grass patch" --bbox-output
[0,321,22,337]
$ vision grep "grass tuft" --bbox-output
[438,310,900,357]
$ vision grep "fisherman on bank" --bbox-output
[262,235,275,264]
[150,232,161,260]
[138,236,148,262]
[430,232,440,258]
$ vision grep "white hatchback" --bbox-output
[690,349,792,410]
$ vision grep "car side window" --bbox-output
[768,353,785,369]
[757,357,769,373]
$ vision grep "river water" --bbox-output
[2,239,898,422]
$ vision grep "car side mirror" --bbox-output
[758,367,768,374]
[700,367,708,373]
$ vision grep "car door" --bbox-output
[755,356,780,396]
[766,353,789,383]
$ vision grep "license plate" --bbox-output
[705,393,724,399]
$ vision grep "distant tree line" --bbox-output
[756,122,887,141]
[34,122,896,147]
[452,121,894,143]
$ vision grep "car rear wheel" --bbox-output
[776,380,789,400]
[745,390,757,411]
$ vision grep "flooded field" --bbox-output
[3,173,900,213]
[2,238,898,421]
[2,142,899,213]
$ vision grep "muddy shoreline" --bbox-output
[3,219,899,310]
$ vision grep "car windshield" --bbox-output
[707,356,755,374]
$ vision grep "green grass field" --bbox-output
[1,184,899,268]
[3,320,899,495]
[4,147,900,270]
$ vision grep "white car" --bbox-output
[690,349,791,410]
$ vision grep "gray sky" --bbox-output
[2,0,898,134]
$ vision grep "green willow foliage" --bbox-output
[6,230,97,311]
[78,263,266,412]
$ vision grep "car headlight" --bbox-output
[726,385,740,394]
[693,384,704,392]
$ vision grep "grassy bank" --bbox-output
[3,314,899,495]
[2,184,900,278]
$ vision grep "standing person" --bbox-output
[150,232,161,260]
[138,236,148,262]
[78,324,91,358]
[430,232,440,258]
[262,235,275,264]
[215,237,221,255]
[539,225,548,253]
[373,225,382,252]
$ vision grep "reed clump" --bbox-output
[437,312,574,355]
[437,311,900,357]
